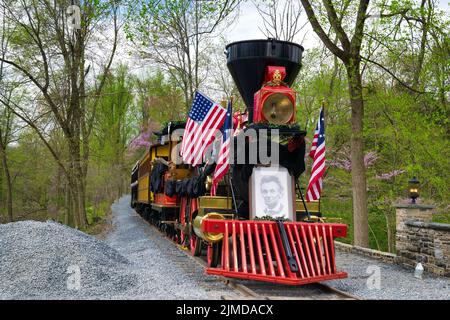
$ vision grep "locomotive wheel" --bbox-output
[190,234,202,256]
[207,242,221,268]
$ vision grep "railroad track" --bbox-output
[137,210,359,300]
[221,280,359,300]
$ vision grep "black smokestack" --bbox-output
[225,39,304,123]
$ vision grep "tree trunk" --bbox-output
[0,157,3,220]
[346,60,369,247]
[0,146,13,222]
[70,183,79,229]
[385,212,393,253]
[64,181,70,225]
[76,179,87,228]
[67,137,88,229]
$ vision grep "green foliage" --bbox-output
[295,8,449,251]
[320,197,353,245]
[433,212,450,224]
[85,200,111,225]
[133,70,186,124]
[92,65,138,159]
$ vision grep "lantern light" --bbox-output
[408,176,420,204]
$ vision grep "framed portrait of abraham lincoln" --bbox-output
[250,166,295,220]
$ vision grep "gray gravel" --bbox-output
[0,196,232,299]
[326,251,450,300]
[103,195,232,299]
[0,220,136,299]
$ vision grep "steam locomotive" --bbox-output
[130,39,347,285]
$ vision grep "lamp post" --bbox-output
[408,177,420,204]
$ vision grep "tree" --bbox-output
[295,0,449,250]
[125,0,241,110]
[254,0,307,42]
[0,1,16,222]
[0,0,119,228]
[300,0,370,246]
[133,70,186,126]
[0,109,14,222]
[92,65,138,199]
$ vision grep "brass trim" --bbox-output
[199,196,233,210]
[193,212,224,243]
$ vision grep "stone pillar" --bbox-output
[394,203,435,266]
[395,203,434,231]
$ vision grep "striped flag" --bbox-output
[211,100,233,196]
[180,91,227,166]
[306,107,326,201]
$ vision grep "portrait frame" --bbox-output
[249,166,295,220]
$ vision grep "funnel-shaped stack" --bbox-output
[225,39,304,122]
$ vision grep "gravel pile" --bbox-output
[0,197,232,300]
[0,220,137,299]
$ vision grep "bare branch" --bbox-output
[361,55,431,95]
[300,0,348,62]
[322,0,351,51]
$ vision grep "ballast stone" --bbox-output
[0,220,137,299]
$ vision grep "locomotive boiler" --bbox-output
[130,39,347,285]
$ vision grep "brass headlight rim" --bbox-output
[262,92,294,125]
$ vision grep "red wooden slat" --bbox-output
[329,225,337,274]
[254,224,266,275]
[232,222,238,272]
[322,225,331,275]
[224,222,229,271]
[247,223,257,274]
[293,225,310,278]
[239,222,248,273]
[300,225,316,277]
[261,224,275,276]
[308,225,321,276]
[315,225,326,275]
[268,224,285,277]
[286,225,304,278]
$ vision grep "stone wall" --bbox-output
[335,241,397,264]
[395,204,450,277]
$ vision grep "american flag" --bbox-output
[211,100,233,196]
[181,91,227,166]
[306,107,326,201]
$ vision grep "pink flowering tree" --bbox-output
[127,120,160,159]
[328,147,378,172]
